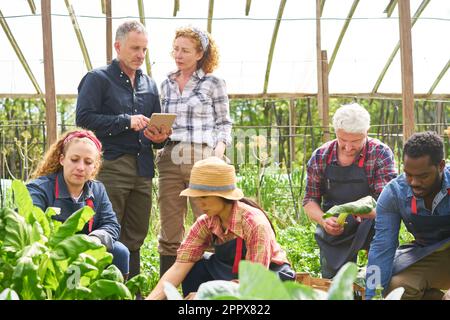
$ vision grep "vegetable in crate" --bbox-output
[322,196,377,226]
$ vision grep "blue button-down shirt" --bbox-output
[27,171,120,250]
[365,166,450,298]
[76,59,161,177]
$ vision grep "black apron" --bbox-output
[182,236,295,295]
[315,140,375,278]
[392,193,450,274]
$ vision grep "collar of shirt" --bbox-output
[206,201,244,241]
[167,68,206,82]
[111,59,143,81]
[55,171,95,201]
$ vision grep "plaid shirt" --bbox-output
[160,69,232,148]
[303,137,397,206]
[176,201,289,267]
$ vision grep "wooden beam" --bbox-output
[173,0,180,17]
[41,0,58,148]
[321,50,330,142]
[27,0,37,14]
[245,0,252,16]
[0,9,43,94]
[288,99,296,169]
[328,0,359,72]
[207,0,214,33]
[64,0,92,71]
[384,0,398,17]
[137,0,152,76]
[316,0,324,120]
[371,0,430,94]
[436,101,443,135]
[398,0,415,142]
[105,0,112,64]
[428,58,450,95]
[263,0,287,94]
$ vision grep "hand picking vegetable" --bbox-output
[322,196,377,226]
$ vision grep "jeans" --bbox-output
[110,241,130,275]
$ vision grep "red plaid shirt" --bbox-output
[176,201,289,267]
[302,137,397,206]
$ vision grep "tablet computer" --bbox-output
[147,113,177,129]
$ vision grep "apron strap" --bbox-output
[357,141,368,168]
[86,199,95,233]
[232,237,244,274]
[411,196,417,215]
[55,177,59,198]
[54,176,95,233]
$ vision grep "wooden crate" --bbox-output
[295,272,365,299]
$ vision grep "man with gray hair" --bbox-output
[303,103,397,278]
[76,20,170,280]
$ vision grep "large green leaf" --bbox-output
[30,220,45,243]
[12,180,35,224]
[51,234,102,261]
[16,241,48,261]
[0,288,20,300]
[11,256,46,300]
[88,279,132,300]
[2,207,31,253]
[82,247,113,271]
[48,206,94,248]
[32,206,51,238]
[282,281,327,300]
[62,285,92,300]
[55,261,99,299]
[125,274,151,297]
[195,280,240,300]
[327,262,358,300]
[238,261,291,300]
[100,264,124,283]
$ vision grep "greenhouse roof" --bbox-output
[0,0,449,98]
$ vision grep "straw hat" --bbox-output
[180,157,244,200]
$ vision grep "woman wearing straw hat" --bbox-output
[146,157,295,299]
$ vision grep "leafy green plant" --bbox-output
[164,261,361,300]
[0,180,149,300]
[277,223,321,277]
[163,261,404,300]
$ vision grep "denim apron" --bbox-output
[315,140,375,278]
[182,236,295,296]
[392,193,450,274]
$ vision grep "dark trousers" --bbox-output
[97,154,153,277]
[182,259,215,297]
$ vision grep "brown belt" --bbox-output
[164,140,209,147]
[165,140,181,146]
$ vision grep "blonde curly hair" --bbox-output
[173,26,219,73]
[31,128,102,179]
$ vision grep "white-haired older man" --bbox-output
[302,103,397,278]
